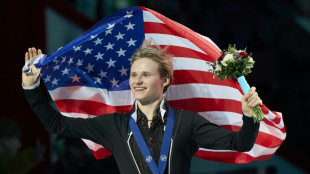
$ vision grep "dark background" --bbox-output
[1,0,309,173]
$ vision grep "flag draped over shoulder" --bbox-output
[32,6,286,163]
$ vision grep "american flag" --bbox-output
[35,6,286,163]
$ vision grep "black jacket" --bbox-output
[24,87,259,174]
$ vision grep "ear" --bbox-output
[162,76,170,88]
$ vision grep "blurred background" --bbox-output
[1,0,309,173]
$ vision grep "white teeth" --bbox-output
[135,87,145,90]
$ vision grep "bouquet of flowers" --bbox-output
[208,45,264,123]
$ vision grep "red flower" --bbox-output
[239,52,248,58]
[217,54,225,62]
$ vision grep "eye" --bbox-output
[131,73,136,77]
[143,73,150,77]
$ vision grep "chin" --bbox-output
[133,94,145,101]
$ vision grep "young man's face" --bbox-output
[129,57,169,105]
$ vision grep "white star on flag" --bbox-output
[53,59,60,64]
[85,63,95,73]
[51,78,59,87]
[115,32,125,40]
[105,29,113,35]
[75,59,84,67]
[93,38,103,45]
[107,23,115,29]
[53,65,60,71]
[127,38,137,47]
[67,57,74,65]
[118,66,128,76]
[93,77,102,84]
[83,48,93,55]
[125,22,135,30]
[116,48,126,57]
[61,56,66,64]
[98,70,107,78]
[105,42,114,50]
[94,52,104,61]
[61,68,70,76]
[124,11,133,18]
[73,45,82,52]
[110,77,119,87]
[106,58,116,68]
[44,75,51,82]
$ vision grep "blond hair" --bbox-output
[131,39,174,93]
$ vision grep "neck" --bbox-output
[137,97,163,120]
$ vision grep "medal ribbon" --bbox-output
[129,106,174,174]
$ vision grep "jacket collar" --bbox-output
[131,99,167,123]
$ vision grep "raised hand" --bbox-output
[22,47,42,87]
[241,87,263,116]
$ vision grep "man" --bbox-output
[22,40,261,174]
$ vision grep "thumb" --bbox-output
[29,64,41,75]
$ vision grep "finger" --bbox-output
[248,97,258,107]
[30,64,41,75]
[247,92,258,102]
[25,52,29,63]
[251,99,262,107]
[32,47,37,57]
[28,48,33,58]
[33,67,41,75]
[248,97,262,107]
[250,86,256,93]
[29,64,37,72]
[38,49,42,55]
[242,90,254,102]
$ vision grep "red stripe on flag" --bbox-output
[262,119,286,133]
[55,100,133,116]
[144,23,218,62]
[163,45,213,62]
[91,147,112,159]
[260,104,270,115]
[140,6,221,62]
[271,111,282,125]
[172,70,238,88]
[144,22,184,38]
[168,98,242,113]
[221,125,285,148]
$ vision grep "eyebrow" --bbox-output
[130,71,152,74]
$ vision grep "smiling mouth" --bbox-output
[134,87,146,91]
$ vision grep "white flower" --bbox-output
[221,54,234,66]
[246,57,255,68]
[215,63,222,71]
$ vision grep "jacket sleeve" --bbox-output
[24,87,114,151]
[191,113,260,152]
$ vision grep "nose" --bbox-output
[136,75,143,85]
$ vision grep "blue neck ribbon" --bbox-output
[129,106,175,174]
